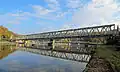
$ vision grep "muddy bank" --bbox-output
[83,45,120,72]
[84,56,114,72]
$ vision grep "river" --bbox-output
[0,45,88,72]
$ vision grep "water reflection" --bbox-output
[19,48,91,63]
[0,45,87,72]
[0,45,17,60]
[17,42,95,55]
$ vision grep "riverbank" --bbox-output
[0,41,16,45]
[84,45,120,72]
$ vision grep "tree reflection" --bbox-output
[0,45,17,59]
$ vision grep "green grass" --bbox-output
[95,45,120,71]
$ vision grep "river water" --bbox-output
[0,45,88,72]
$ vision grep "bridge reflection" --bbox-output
[17,42,96,55]
[0,44,92,63]
[18,47,91,63]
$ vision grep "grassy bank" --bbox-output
[84,45,120,72]
[95,45,120,72]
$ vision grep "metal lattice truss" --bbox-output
[18,48,91,63]
[16,24,116,40]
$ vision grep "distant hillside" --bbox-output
[0,26,17,40]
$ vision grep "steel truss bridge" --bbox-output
[15,24,119,63]
[18,48,91,63]
[16,24,118,44]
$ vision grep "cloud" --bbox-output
[32,5,53,16]
[66,0,83,9]
[0,0,69,25]
[1,0,120,34]
[65,0,120,28]
[45,0,60,11]
[0,3,60,25]
[0,11,31,25]
[31,4,67,21]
